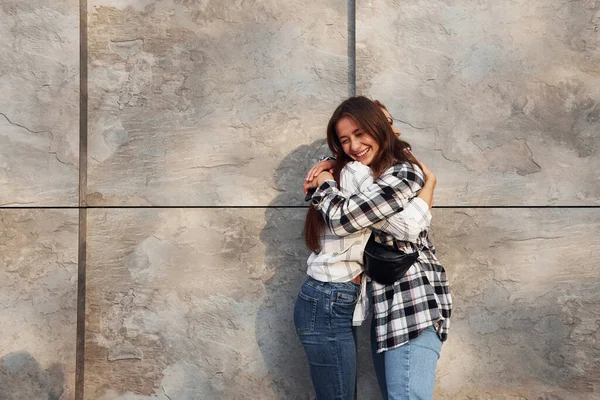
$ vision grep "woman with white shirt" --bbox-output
[294,97,448,400]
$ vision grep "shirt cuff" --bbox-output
[310,180,337,209]
[403,197,432,224]
[318,155,336,162]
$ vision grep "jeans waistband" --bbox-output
[305,276,360,291]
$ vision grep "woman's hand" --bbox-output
[305,159,335,183]
[405,149,436,185]
[406,150,436,208]
[303,171,334,194]
[418,159,436,186]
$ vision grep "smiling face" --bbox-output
[335,116,380,166]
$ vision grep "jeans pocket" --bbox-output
[294,290,318,334]
[331,288,358,318]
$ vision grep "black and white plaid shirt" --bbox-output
[312,162,452,353]
[306,162,432,325]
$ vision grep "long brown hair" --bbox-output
[304,96,417,252]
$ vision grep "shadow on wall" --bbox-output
[0,351,66,400]
[255,139,327,399]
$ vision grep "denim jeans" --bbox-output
[294,277,361,400]
[371,323,442,400]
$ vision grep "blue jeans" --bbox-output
[371,323,442,400]
[294,277,360,400]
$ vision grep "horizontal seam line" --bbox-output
[0,206,599,210]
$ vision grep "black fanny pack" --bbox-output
[363,234,419,285]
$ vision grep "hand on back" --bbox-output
[404,149,436,186]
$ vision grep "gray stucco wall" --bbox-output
[1,1,599,399]
[357,0,600,206]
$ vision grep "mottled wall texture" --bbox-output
[1,0,80,399]
[1,1,599,400]
[357,0,600,206]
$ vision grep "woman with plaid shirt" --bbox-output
[303,96,452,400]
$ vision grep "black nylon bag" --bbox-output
[363,234,418,285]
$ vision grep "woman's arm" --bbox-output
[342,161,431,243]
[371,159,435,242]
[372,197,431,242]
[311,163,425,237]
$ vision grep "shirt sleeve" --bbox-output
[311,163,425,237]
[318,155,336,162]
[371,197,432,242]
[339,162,374,197]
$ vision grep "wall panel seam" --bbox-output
[348,0,356,97]
[2,206,598,210]
[75,0,88,398]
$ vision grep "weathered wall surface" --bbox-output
[432,209,600,399]
[86,0,348,206]
[0,1,79,399]
[2,0,600,399]
[0,210,78,400]
[0,0,79,206]
[357,0,600,206]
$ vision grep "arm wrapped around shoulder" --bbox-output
[311,162,424,237]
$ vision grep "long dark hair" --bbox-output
[304,96,417,252]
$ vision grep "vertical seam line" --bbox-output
[75,0,88,398]
[348,0,356,97]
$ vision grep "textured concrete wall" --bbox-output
[0,1,79,399]
[432,210,600,399]
[0,210,78,399]
[0,0,79,206]
[357,0,600,206]
[86,0,348,206]
[2,0,600,399]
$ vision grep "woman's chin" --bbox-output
[354,156,373,166]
